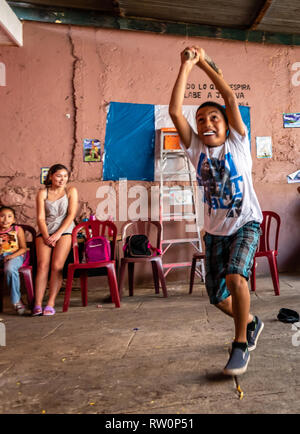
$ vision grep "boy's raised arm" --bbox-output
[195,47,245,136]
[169,50,199,149]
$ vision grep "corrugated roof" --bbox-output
[117,0,265,29]
[4,0,300,46]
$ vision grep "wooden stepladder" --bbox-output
[159,128,205,281]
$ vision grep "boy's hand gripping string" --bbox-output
[184,49,221,75]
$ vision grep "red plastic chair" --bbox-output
[62,220,120,312]
[250,211,281,296]
[118,221,168,298]
[0,224,36,312]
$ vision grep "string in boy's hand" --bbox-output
[184,48,222,75]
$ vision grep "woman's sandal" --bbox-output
[32,305,43,316]
[43,306,56,316]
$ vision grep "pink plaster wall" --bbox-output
[0,21,299,281]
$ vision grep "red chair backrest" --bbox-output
[72,220,117,263]
[257,211,281,253]
[19,224,37,268]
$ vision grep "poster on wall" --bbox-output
[287,169,300,183]
[83,139,101,162]
[256,136,272,158]
[283,113,300,128]
[40,167,49,184]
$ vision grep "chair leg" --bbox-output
[20,268,34,308]
[128,262,135,296]
[189,257,197,294]
[63,267,74,312]
[250,260,256,292]
[155,258,168,298]
[80,272,88,306]
[118,260,127,299]
[107,264,121,308]
[268,253,280,296]
[151,261,160,294]
[0,281,3,313]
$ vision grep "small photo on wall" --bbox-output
[283,113,300,128]
[256,137,272,158]
[83,139,101,162]
[40,167,49,184]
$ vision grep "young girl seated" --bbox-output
[33,164,78,316]
[0,206,27,315]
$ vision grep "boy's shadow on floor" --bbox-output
[204,371,232,383]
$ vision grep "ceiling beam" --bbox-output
[9,2,300,47]
[0,0,23,46]
[250,0,273,30]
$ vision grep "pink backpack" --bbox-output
[84,236,111,262]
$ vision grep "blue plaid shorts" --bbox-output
[204,221,261,305]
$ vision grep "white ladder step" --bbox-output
[162,213,197,219]
[162,238,200,244]
[162,149,185,154]
[160,171,192,175]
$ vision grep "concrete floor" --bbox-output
[0,273,299,415]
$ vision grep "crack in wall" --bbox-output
[0,176,15,185]
[67,26,80,180]
[95,29,110,135]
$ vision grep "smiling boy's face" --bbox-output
[0,209,15,230]
[196,106,228,147]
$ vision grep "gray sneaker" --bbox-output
[223,344,250,376]
[14,301,25,316]
[247,316,264,352]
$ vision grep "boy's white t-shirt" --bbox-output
[182,124,263,236]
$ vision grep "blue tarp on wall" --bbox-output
[239,105,251,145]
[103,102,251,181]
[103,102,155,181]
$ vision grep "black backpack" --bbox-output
[124,235,152,257]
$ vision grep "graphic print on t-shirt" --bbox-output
[0,228,18,254]
[197,151,243,218]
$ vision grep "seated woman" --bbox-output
[33,164,78,316]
